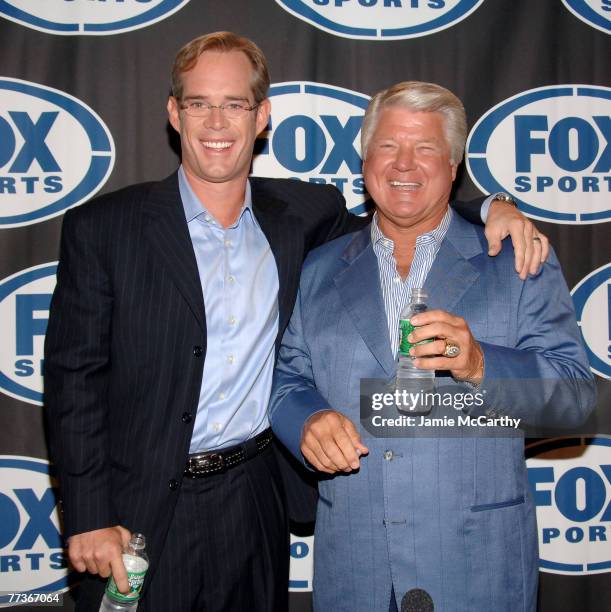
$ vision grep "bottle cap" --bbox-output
[130,533,146,551]
[410,288,427,302]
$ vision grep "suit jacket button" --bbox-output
[169,479,179,491]
[193,345,203,357]
[182,412,192,424]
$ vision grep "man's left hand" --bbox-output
[485,200,549,280]
[408,310,483,384]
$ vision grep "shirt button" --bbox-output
[227,275,235,284]
[169,479,179,491]
[218,392,225,400]
[181,412,192,424]
[204,215,211,223]
[228,316,236,326]
[393,277,401,283]
[193,345,203,357]
[227,355,235,364]
[213,423,221,432]
[384,450,394,461]
[225,239,232,247]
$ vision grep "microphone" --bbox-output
[400,588,434,612]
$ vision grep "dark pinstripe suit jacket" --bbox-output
[44,171,365,573]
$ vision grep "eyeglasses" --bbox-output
[179,100,259,119]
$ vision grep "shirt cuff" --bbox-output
[480,194,495,223]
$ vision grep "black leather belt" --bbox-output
[184,428,273,477]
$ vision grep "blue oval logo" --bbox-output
[526,437,611,575]
[466,85,611,224]
[252,82,371,214]
[0,78,114,228]
[572,263,611,380]
[562,0,611,35]
[274,0,484,40]
[0,455,70,601]
[0,263,57,405]
[0,0,190,35]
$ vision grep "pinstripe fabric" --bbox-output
[371,209,452,356]
[44,171,488,608]
[44,172,364,610]
[139,445,288,612]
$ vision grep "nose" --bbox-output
[204,106,228,129]
[393,145,416,172]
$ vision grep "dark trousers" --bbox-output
[77,444,289,612]
[389,585,398,612]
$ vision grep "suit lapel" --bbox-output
[250,180,304,349]
[333,212,483,378]
[334,228,396,377]
[424,212,482,314]
[143,173,206,333]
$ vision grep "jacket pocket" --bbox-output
[471,495,525,512]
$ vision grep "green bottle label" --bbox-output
[399,319,433,356]
[105,563,147,602]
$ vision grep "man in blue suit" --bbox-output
[270,81,596,611]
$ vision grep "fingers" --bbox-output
[118,526,132,549]
[301,410,367,474]
[109,554,130,594]
[67,526,129,587]
[538,232,550,263]
[485,228,502,257]
[528,235,543,276]
[517,220,534,280]
[501,218,528,279]
[527,231,550,275]
[342,416,369,457]
[407,311,482,381]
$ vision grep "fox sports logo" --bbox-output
[0,78,114,228]
[0,263,57,406]
[467,85,611,224]
[572,263,611,380]
[0,456,69,602]
[527,437,611,575]
[252,82,370,214]
[289,534,313,591]
[0,0,190,35]
[562,0,611,35]
[274,0,483,40]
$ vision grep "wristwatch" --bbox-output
[491,192,517,207]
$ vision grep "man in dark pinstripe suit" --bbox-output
[45,32,547,612]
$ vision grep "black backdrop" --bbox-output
[0,1,609,610]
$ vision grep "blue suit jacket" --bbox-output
[270,211,595,612]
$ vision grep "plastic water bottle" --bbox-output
[396,288,435,413]
[99,533,149,612]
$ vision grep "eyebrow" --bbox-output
[181,95,251,103]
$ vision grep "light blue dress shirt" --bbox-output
[178,167,279,452]
[371,208,452,356]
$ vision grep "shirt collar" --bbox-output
[370,207,453,252]
[178,165,254,227]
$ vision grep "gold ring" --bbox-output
[443,340,461,358]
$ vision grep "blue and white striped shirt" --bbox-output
[371,209,452,356]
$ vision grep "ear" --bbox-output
[255,98,271,136]
[450,162,459,182]
[167,97,181,133]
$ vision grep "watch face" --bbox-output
[496,193,516,205]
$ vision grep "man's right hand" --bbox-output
[68,526,132,593]
[301,410,369,474]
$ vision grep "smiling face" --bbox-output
[167,50,270,190]
[363,106,458,236]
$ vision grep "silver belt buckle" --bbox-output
[193,452,225,474]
